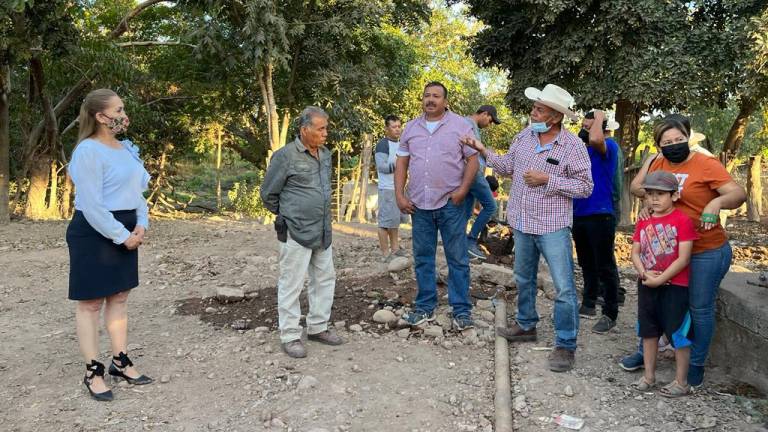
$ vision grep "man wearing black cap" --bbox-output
[464,105,501,260]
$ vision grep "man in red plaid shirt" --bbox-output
[462,84,593,372]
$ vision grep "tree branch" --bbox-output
[110,0,175,39]
[116,40,197,48]
[144,95,199,106]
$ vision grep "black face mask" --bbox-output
[661,142,690,163]
[578,128,590,144]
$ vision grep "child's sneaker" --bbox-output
[402,309,435,326]
[619,352,645,371]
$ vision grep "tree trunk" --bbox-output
[356,134,373,223]
[147,143,171,209]
[279,109,290,148]
[215,128,222,210]
[747,155,763,222]
[265,61,280,153]
[615,99,643,225]
[24,154,50,220]
[0,64,10,224]
[60,173,73,218]
[722,92,766,158]
[47,159,58,215]
[614,99,642,158]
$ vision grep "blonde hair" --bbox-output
[77,88,118,143]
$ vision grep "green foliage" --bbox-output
[227,180,272,219]
[458,0,768,113]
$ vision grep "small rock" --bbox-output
[216,286,245,300]
[372,309,397,325]
[270,418,286,428]
[383,290,399,300]
[334,320,347,329]
[397,328,411,338]
[564,385,574,397]
[204,307,217,314]
[395,356,404,362]
[253,326,269,333]
[441,341,453,350]
[349,324,363,332]
[351,364,361,373]
[475,319,490,329]
[387,256,411,272]
[127,343,142,351]
[435,313,452,328]
[207,373,215,379]
[480,310,495,322]
[160,375,171,383]
[423,326,444,338]
[476,300,494,310]
[513,395,527,412]
[297,375,319,391]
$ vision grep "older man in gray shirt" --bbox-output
[260,106,343,358]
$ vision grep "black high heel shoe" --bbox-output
[84,360,113,401]
[108,351,154,385]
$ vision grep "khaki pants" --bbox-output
[277,235,336,343]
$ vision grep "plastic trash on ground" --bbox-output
[554,414,585,430]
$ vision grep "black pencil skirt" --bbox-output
[67,210,139,300]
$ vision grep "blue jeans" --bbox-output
[411,200,472,317]
[464,173,497,241]
[635,241,732,366]
[513,228,579,351]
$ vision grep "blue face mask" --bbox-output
[530,121,551,133]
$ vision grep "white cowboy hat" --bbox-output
[606,119,620,131]
[690,130,706,144]
[524,84,578,121]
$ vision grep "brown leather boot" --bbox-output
[496,323,537,342]
[281,340,307,358]
[548,347,575,372]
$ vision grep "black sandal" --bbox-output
[108,352,154,385]
[84,360,113,401]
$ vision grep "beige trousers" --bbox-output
[277,235,336,343]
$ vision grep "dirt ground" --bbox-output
[0,216,767,432]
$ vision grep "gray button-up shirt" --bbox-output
[260,138,333,250]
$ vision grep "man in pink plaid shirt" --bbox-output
[463,84,593,372]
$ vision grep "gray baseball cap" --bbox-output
[642,171,679,192]
[478,105,501,124]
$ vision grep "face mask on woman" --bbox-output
[578,128,590,143]
[661,141,690,163]
[102,114,130,135]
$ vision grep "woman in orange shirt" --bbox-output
[624,116,746,388]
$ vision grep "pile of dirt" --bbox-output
[176,272,503,333]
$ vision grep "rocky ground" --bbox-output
[0,216,767,432]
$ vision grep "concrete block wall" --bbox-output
[710,272,768,394]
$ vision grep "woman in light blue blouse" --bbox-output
[67,89,153,401]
